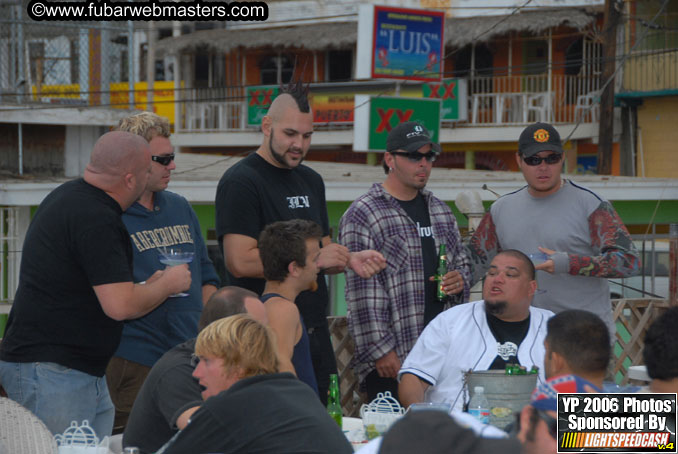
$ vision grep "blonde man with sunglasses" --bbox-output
[339,121,472,403]
[106,112,219,433]
[468,122,640,340]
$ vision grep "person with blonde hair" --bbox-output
[107,112,219,433]
[159,314,352,454]
[117,111,171,141]
[124,287,266,454]
[194,314,278,396]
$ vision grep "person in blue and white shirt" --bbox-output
[399,250,553,411]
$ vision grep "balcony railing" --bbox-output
[468,74,601,125]
[176,74,601,133]
[621,49,678,94]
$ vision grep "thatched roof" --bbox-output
[156,7,599,57]
[444,8,597,48]
[156,21,358,57]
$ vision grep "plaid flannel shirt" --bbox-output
[338,183,472,385]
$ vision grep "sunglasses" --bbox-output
[151,154,175,166]
[536,409,558,439]
[389,151,437,163]
[522,153,562,166]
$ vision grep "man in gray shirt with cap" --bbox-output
[468,122,640,338]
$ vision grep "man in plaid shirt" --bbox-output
[339,122,471,402]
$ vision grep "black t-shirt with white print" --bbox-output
[486,312,530,370]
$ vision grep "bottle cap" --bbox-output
[474,386,484,393]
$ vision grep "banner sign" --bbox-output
[557,393,676,453]
[354,95,441,152]
[371,6,444,81]
[246,84,423,126]
[422,78,468,121]
[311,92,356,124]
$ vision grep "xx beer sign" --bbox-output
[375,107,414,132]
[247,85,279,126]
[425,80,455,100]
[422,78,468,121]
[354,95,441,152]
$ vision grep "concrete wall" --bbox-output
[64,125,106,177]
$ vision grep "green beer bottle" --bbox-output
[436,244,448,301]
[327,374,342,427]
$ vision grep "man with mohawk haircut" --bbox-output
[215,82,386,401]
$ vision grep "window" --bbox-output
[29,42,45,85]
[634,1,678,51]
[523,40,548,75]
[451,43,493,78]
[327,50,352,81]
[260,54,294,85]
[0,207,23,308]
[120,50,128,83]
[70,39,79,84]
[140,44,166,82]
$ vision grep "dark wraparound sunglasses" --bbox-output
[389,151,437,163]
[522,153,562,166]
[151,154,175,166]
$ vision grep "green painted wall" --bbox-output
[191,204,217,241]
[611,200,678,226]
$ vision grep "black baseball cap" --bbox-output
[518,122,564,157]
[379,411,522,454]
[386,121,441,154]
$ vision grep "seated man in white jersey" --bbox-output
[399,250,553,411]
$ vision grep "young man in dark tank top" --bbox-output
[257,219,325,395]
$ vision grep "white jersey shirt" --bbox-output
[399,300,553,411]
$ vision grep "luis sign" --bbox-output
[356,5,445,82]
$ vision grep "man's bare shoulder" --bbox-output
[264,296,299,315]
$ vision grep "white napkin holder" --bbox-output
[359,391,405,434]
[54,420,111,454]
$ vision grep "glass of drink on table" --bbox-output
[158,246,194,297]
